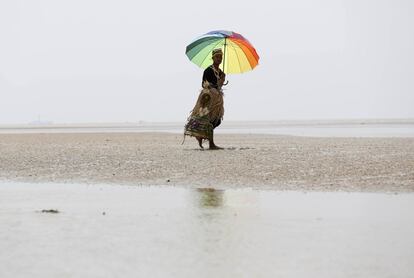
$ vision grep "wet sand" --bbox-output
[0,132,413,191]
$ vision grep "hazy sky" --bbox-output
[1,0,413,124]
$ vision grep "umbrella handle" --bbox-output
[223,81,229,86]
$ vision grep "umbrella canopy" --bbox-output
[185,30,259,74]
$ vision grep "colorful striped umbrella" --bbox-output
[185,30,259,74]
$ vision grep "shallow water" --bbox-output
[1,122,414,137]
[0,182,413,277]
[221,123,414,137]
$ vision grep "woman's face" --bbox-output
[213,54,223,65]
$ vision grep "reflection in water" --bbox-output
[196,188,224,207]
[2,183,414,277]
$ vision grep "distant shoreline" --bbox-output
[1,118,414,129]
[1,119,413,137]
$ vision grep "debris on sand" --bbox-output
[39,209,60,214]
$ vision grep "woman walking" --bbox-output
[184,49,226,150]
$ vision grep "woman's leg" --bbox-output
[195,136,204,149]
[208,118,222,149]
[208,129,222,150]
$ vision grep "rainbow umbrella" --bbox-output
[185,30,259,74]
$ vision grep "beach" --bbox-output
[1,132,413,192]
[1,131,414,277]
[3,1,414,276]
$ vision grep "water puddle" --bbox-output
[0,182,413,277]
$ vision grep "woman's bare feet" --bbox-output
[196,137,204,149]
[208,131,222,150]
[209,144,223,150]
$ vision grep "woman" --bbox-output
[184,49,226,150]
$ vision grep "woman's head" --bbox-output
[212,49,223,65]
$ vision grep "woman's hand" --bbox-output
[218,73,226,88]
[221,73,226,82]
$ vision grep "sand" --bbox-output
[0,132,413,191]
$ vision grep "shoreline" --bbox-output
[1,119,414,137]
[1,179,414,194]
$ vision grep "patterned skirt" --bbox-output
[184,87,224,140]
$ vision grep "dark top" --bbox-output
[202,65,224,89]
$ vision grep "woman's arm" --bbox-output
[218,72,226,88]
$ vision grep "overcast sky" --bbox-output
[1,0,413,124]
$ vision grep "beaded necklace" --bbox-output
[210,65,222,81]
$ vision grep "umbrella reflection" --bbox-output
[196,188,224,207]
